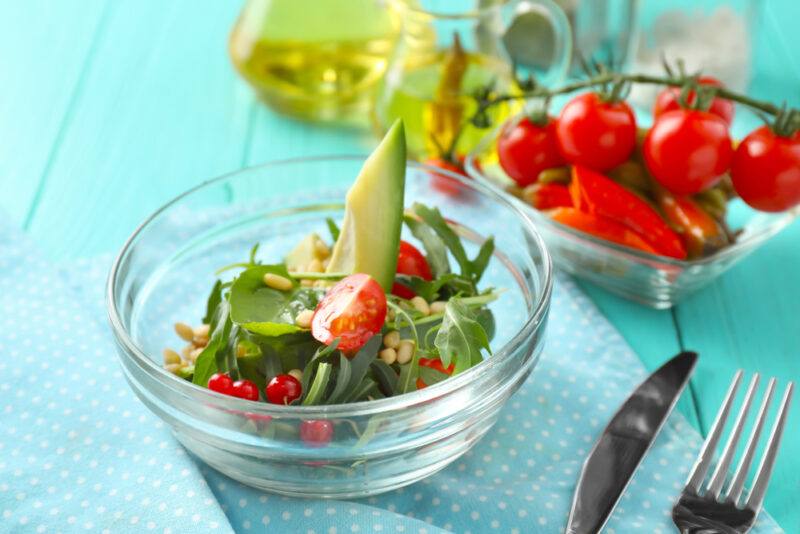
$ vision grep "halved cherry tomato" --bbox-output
[653,76,735,126]
[643,109,733,195]
[655,187,728,259]
[311,273,387,353]
[549,208,657,255]
[424,157,467,196]
[731,126,800,212]
[569,166,687,259]
[556,92,637,171]
[497,117,565,187]
[522,182,573,210]
[392,240,433,299]
[415,357,455,390]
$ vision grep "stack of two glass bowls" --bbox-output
[107,157,552,498]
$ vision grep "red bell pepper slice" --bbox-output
[569,166,687,259]
[655,188,728,259]
[523,183,573,210]
[550,207,658,255]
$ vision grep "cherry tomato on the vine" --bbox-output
[300,420,334,447]
[653,76,735,126]
[497,117,564,187]
[311,273,387,353]
[731,126,800,212]
[556,92,637,171]
[232,379,260,401]
[208,373,234,396]
[392,240,433,300]
[643,109,733,195]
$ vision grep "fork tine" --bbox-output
[685,371,743,493]
[707,374,760,498]
[746,382,794,513]
[726,378,776,504]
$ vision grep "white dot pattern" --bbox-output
[0,220,785,533]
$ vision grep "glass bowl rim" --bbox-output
[464,126,800,268]
[106,155,553,418]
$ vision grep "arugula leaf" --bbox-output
[325,353,352,404]
[248,243,260,265]
[343,376,378,403]
[403,213,450,277]
[192,300,234,387]
[475,307,496,344]
[410,203,495,285]
[389,302,421,394]
[470,237,495,283]
[370,360,398,397]
[326,217,340,243]
[302,362,333,405]
[418,364,450,386]
[300,340,340,396]
[395,273,474,302]
[434,298,491,375]
[202,280,223,327]
[237,352,267,392]
[411,203,471,276]
[229,265,319,337]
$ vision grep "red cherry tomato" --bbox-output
[391,240,433,299]
[497,117,564,187]
[415,357,455,390]
[731,126,800,212]
[311,273,387,352]
[523,182,573,210]
[643,109,733,195]
[549,207,658,255]
[265,374,302,405]
[556,92,637,171]
[300,420,334,447]
[424,157,467,196]
[231,379,260,401]
[653,76,735,126]
[207,373,234,396]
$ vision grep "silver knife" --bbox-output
[565,351,698,534]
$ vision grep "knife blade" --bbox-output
[565,351,698,534]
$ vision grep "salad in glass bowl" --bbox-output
[107,121,551,497]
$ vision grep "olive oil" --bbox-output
[229,0,399,125]
[374,51,521,158]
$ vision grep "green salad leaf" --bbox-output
[434,298,491,375]
[192,299,234,387]
[326,217,340,243]
[202,280,223,327]
[229,265,320,337]
[403,213,450,277]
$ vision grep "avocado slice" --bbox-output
[326,120,406,292]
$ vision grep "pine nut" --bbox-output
[410,296,430,316]
[295,309,314,329]
[379,348,397,365]
[306,259,324,273]
[396,340,415,365]
[314,238,330,258]
[181,344,193,360]
[165,363,184,374]
[163,348,181,365]
[194,324,210,337]
[236,343,247,357]
[288,368,303,381]
[313,280,328,289]
[174,322,195,342]
[263,273,293,291]
[383,330,400,349]
[430,301,447,314]
[188,347,204,363]
[300,279,314,287]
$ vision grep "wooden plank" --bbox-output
[24,0,252,259]
[0,0,107,224]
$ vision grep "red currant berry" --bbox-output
[207,373,234,396]
[300,420,334,447]
[232,379,260,401]
[265,374,302,405]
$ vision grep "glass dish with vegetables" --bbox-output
[466,65,799,308]
[107,121,552,497]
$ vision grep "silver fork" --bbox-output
[672,371,794,534]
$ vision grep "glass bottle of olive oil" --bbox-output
[229,0,399,126]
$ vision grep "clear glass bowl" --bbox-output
[466,121,799,309]
[106,156,552,498]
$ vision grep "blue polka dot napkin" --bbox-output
[0,218,784,534]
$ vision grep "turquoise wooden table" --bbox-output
[1,1,798,531]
